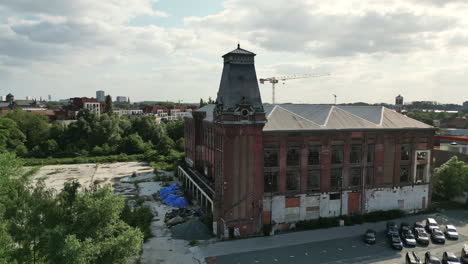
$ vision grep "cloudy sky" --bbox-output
[1,0,467,104]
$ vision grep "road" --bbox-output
[203,210,468,264]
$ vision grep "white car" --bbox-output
[444,225,459,240]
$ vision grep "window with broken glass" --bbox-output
[287,147,300,167]
[264,148,279,168]
[330,168,342,189]
[349,167,361,187]
[307,170,320,191]
[308,146,321,165]
[400,166,410,183]
[401,144,411,161]
[264,170,278,193]
[365,167,374,187]
[286,170,300,192]
[331,145,343,164]
[416,164,425,183]
[365,144,375,187]
[350,144,362,164]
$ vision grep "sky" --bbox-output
[0,0,467,104]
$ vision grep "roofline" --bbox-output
[263,127,436,133]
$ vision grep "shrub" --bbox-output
[121,202,154,241]
[188,240,199,246]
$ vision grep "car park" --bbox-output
[406,251,423,264]
[389,233,403,250]
[415,221,425,229]
[387,221,399,237]
[461,245,468,264]
[401,223,417,247]
[444,225,459,240]
[426,218,440,234]
[425,251,442,264]
[431,228,446,244]
[442,251,460,264]
[363,229,376,244]
[414,227,430,246]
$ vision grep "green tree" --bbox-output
[6,110,50,150]
[165,119,184,141]
[433,156,468,200]
[0,117,26,154]
[104,95,113,114]
[157,135,175,155]
[120,133,152,154]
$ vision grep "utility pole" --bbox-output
[333,94,337,105]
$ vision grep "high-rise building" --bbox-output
[395,94,404,113]
[96,90,105,102]
[48,94,52,101]
[116,96,127,103]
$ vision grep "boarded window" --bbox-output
[350,145,362,164]
[331,168,342,188]
[331,145,343,164]
[308,146,321,165]
[264,149,279,167]
[400,166,410,183]
[307,170,320,191]
[401,144,411,161]
[264,170,278,193]
[286,170,300,192]
[287,147,300,167]
[367,144,375,163]
[349,168,361,187]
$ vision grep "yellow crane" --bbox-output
[259,73,330,104]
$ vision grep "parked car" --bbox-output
[401,223,417,247]
[442,251,460,264]
[444,225,459,240]
[425,251,442,264]
[431,228,446,244]
[387,221,399,237]
[363,229,376,244]
[406,251,423,264]
[426,218,439,234]
[389,233,403,250]
[414,227,430,246]
[415,221,425,229]
[461,245,468,264]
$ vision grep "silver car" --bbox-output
[444,225,459,240]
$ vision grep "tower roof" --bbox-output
[222,44,256,57]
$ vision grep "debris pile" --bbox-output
[171,219,212,241]
[164,208,201,227]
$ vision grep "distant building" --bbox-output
[0,93,39,110]
[64,97,104,118]
[395,94,403,113]
[463,101,468,110]
[113,109,143,116]
[48,95,52,101]
[25,96,33,100]
[0,96,5,102]
[116,96,127,103]
[96,90,105,102]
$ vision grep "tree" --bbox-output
[433,156,468,200]
[0,117,26,154]
[199,98,206,107]
[6,109,50,150]
[104,95,113,114]
[165,119,184,141]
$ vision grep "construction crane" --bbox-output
[259,73,330,104]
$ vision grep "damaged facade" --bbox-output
[182,46,435,238]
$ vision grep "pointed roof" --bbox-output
[222,44,256,57]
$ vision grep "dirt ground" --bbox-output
[33,162,205,264]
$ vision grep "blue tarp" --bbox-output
[172,197,189,208]
[159,184,187,207]
[159,187,174,199]
[163,194,179,204]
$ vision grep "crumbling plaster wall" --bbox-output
[364,185,429,213]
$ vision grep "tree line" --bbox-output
[0,109,185,166]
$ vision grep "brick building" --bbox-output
[181,45,435,238]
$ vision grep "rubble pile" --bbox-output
[164,208,201,228]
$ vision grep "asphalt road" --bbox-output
[208,210,468,264]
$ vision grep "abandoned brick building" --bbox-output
[180,45,435,238]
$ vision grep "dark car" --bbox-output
[363,229,376,244]
[425,251,442,264]
[415,221,425,229]
[387,221,399,237]
[406,251,423,264]
[461,245,468,264]
[431,228,446,244]
[390,233,403,250]
[442,251,460,264]
[401,224,417,247]
[414,227,430,246]
[444,225,459,240]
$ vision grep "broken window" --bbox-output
[330,168,342,189]
[401,144,411,161]
[308,146,321,165]
[307,170,320,191]
[366,167,374,187]
[264,149,279,167]
[349,168,361,187]
[350,145,362,164]
[417,151,428,161]
[416,165,425,183]
[400,166,410,183]
[331,145,343,164]
[264,170,278,193]
[367,144,375,163]
[330,193,341,200]
[287,147,300,167]
[286,170,300,192]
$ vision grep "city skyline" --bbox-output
[1,0,468,104]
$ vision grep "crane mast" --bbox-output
[259,73,330,104]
